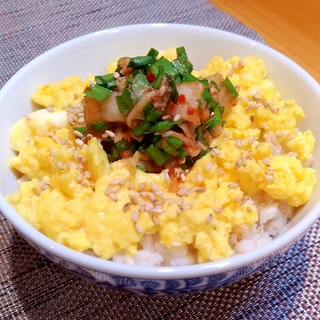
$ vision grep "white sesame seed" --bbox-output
[253,93,262,100]
[60,139,68,146]
[185,188,194,196]
[131,211,138,222]
[276,132,285,137]
[130,195,139,205]
[262,157,271,166]
[246,101,257,110]
[214,207,223,213]
[286,151,298,157]
[84,171,91,179]
[155,199,165,206]
[210,148,222,156]
[127,183,134,190]
[75,139,84,147]
[108,192,118,201]
[46,133,60,144]
[158,85,167,97]
[122,203,131,212]
[163,171,171,184]
[74,130,84,138]
[135,223,143,234]
[138,183,146,191]
[153,206,164,214]
[81,181,90,187]
[55,161,63,170]
[155,190,164,197]
[235,139,243,147]
[196,173,203,182]
[47,103,54,111]
[145,202,154,212]
[228,182,239,188]
[174,168,181,178]
[113,71,120,79]
[173,114,182,121]
[206,213,213,224]
[265,174,275,182]
[150,182,159,192]
[177,187,187,196]
[234,159,243,169]
[194,186,206,193]
[49,148,56,157]
[73,150,79,160]
[223,130,231,138]
[232,62,239,70]
[152,215,160,225]
[41,183,50,191]
[105,130,115,138]
[177,198,184,206]
[110,178,121,185]
[182,203,192,211]
[240,154,249,166]
[33,187,41,196]
[248,135,256,144]
[77,163,84,170]
[265,101,279,113]
[107,185,121,193]
[227,70,234,77]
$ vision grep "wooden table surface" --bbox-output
[211,0,320,82]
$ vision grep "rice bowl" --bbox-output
[0,24,319,295]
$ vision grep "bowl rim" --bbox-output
[1,23,320,280]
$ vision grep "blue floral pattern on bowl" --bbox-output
[22,234,293,295]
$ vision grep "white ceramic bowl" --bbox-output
[1,24,319,296]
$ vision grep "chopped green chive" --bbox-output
[147,48,159,59]
[136,164,146,172]
[128,55,155,68]
[84,84,112,102]
[132,120,152,136]
[224,77,239,96]
[116,88,133,113]
[95,74,116,89]
[90,121,110,132]
[145,144,171,166]
[74,127,87,134]
[150,119,182,133]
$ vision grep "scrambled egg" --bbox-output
[6,54,316,264]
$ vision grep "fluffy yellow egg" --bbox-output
[7,51,317,265]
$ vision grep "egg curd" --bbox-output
[6,52,316,264]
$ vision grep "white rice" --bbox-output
[111,191,295,266]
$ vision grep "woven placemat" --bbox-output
[1,1,319,319]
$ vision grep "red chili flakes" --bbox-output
[146,70,156,82]
[187,107,194,115]
[168,103,175,111]
[177,94,186,104]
